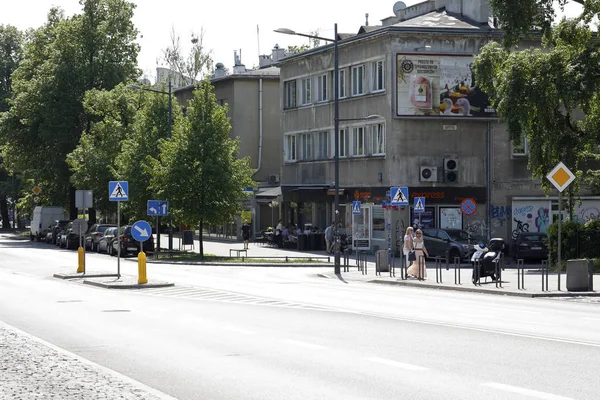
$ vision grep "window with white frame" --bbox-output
[351,126,365,156]
[372,60,384,92]
[317,74,328,102]
[371,123,385,155]
[300,133,313,160]
[512,134,528,156]
[284,80,296,109]
[316,131,329,159]
[301,77,311,105]
[338,128,348,157]
[351,65,365,96]
[285,135,296,161]
[339,69,347,98]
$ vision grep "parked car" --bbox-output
[109,225,155,256]
[422,228,474,261]
[85,224,117,252]
[44,220,70,244]
[58,222,81,250]
[513,232,548,261]
[97,227,118,254]
[30,206,67,241]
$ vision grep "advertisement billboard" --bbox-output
[396,54,497,118]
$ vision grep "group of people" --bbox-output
[402,226,429,280]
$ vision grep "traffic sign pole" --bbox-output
[117,201,121,278]
[155,215,159,259]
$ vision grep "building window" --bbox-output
[372,206,386,239]
[301,133,313,160]
[512,134,527,156]
[338,128,348,157]
[284,80,296,109]
[351,126,365,156]
[317,74,328,102]
[285,135,296,161]
[301,77,311,105]
[372,60,384,92]
[351,65,365,96]
[371,123,385,155]
[339,69,347,98]
[316,131,329,159]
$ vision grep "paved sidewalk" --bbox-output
[0,321,176,400]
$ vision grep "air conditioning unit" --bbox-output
[420,166,438,182]
[268,174,280,184]
[444,157,459,183]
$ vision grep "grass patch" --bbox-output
[162,252,325,263]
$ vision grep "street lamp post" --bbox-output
[275,24,341,274]
[127,80,173,254]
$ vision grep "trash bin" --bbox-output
[376,249,389,273]
[566,259,594,292]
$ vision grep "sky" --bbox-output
[2,0,585,83]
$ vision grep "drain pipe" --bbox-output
[252,78,264,238]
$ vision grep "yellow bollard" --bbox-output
[138,251,148,284]
[77,247,84,273]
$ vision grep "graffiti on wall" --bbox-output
[490,205,512,228]
[511,203,547,240]
[573,205,600,224]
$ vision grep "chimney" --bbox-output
[259,54,272,68]
[212,62,226,78]
[365,13,369,26]
[272,44,285,63]
[233,50,246,74]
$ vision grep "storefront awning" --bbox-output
[255,186,282,198]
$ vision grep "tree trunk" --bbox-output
[199,219,204,261]
[0,194,9,230]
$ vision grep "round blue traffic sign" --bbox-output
[460,198,477,216]
[131,220,152,242]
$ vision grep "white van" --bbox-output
[30,206,67,241]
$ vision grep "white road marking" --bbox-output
[457,314,554,326]
[222,326,256,335]
[364,357,428,371]
[281,339,326,350]
[482,382,574,400]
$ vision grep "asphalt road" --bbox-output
[1,235,599,400]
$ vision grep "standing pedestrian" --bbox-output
[403,226,414,269]
[241,221,251,250]
[407,229,429,279]
[324,222,335,254]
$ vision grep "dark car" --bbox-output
[109,225,155,256]
[44,220,70,244]
[513,232,548,261]
[98,227,118,254]
[59,222,81,250]
[85,223,117,252]
[422,228,474,261]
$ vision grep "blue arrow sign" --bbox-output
[352,201,361,215]
[131,220,152,242]
[390,187,409,205]
[109,181,128,201]
[414,197,426,213]
[147,200,169,216]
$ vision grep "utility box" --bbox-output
[376,249,389,273]
[566,259,594,292]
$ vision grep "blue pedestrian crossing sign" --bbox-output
[414,197,426,213]
[131,220,152,242]
[109,181,128,201]
[147,200,168,216]
[390,187,409,206]
[352,201,361,215]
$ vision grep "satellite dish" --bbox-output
[393,1,407,16]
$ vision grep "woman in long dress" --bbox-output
[407,229,429,279]
[402,226,414,268]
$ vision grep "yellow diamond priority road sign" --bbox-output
[546,161,575,193]
[32,186,41,195]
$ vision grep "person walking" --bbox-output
[403,226,414,269]
[407,229,429,279]
[241,221,251,250]
[324,222,335,254]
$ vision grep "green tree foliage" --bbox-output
[150,80,255,258]
[0,1,140,209]
[0,25,23,228]
[474,0,600,201]
[162,27,213,84]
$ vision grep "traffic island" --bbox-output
[53,273,120,280]
[82,276,174,289]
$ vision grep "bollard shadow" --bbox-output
[335,273,348,284]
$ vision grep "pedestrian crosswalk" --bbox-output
[137,285,335,311]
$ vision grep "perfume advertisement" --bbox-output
[396,54,497,118]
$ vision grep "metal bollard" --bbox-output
[454,256,461,285]
[541,259,549,291]
[77,246,85,274]
[494,259,503,288]
[138,251,148,284]
[418,255,425,280]
[389,253,395,278]
[435,256,442,283]
[517,259,525,290]
[343,250,350,272]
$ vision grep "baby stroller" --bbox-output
[472,238,505,284]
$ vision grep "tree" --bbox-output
[0,25,23,228]
[474,0,600,205]
[0,1,140,213]
[162,27,213,84]
[150,80,255,259]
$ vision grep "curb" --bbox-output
[368,279,600,298]
[144,259,332,268]
[53,273,120,280]
[82,279,175,289]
